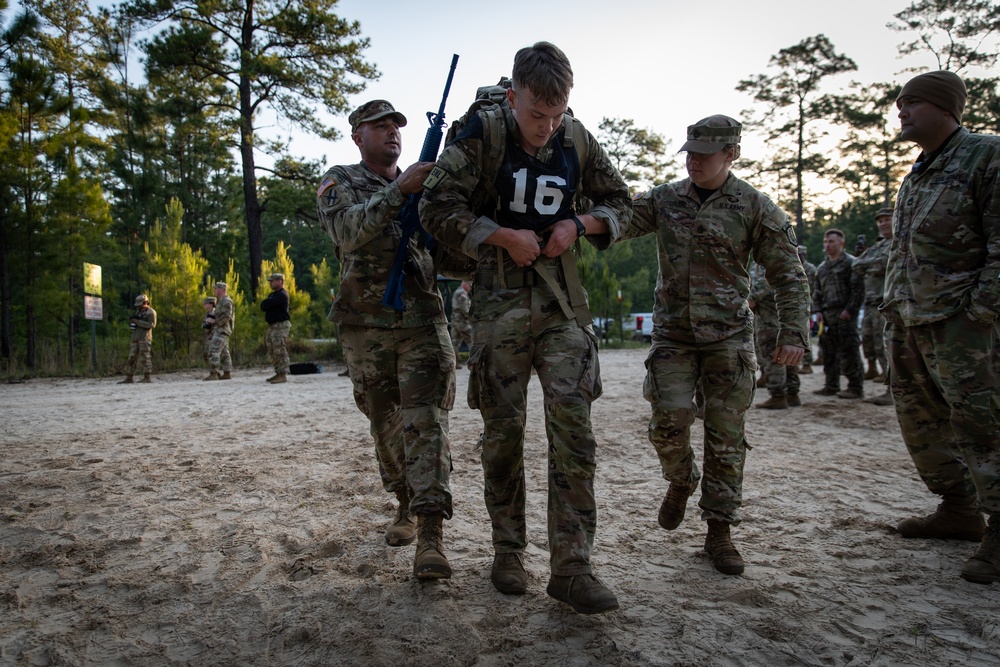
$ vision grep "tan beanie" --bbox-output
[896,70,967,123]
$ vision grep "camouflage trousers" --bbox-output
[861,303,887,369]
[818,316,864,392]
[203,333,212,364]
[887,314,1000,515]
[643,327,757,525]
[207,332,232,372]
[450,320,472,358]
[125,339,152,375]
[266,321,291,374]
[340,323,456,518]
[758,324,799,397]
[467,287,603,576]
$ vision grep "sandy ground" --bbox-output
[2,347,999,667]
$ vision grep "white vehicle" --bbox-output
[626,312,654,342]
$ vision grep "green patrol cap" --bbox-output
[349,100,407,133]
[876,208,894,219]
[203,296,217,305]
[680,115,742,153]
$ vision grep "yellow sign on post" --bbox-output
[83,263,102,296]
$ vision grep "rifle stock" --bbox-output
[382,54,459,311]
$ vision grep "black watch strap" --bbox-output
[570,214,586,239]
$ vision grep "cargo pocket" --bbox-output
[578,328,603,402]
[729,348,758,412]
[466,343,488,410]
[642,346,659,405]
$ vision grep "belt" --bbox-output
[476,265,565,290]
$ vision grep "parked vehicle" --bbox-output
[626,312,654,342]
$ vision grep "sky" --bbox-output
[282,0,948,176]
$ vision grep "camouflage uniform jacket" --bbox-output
[213,296,235,336]
[852,237,890,306]
[802,259,817,296]
[884,128,1000,327]
[317,162,445,328]
[626,174,809,347]
[749,263,778,328]
[129,306,156,342]
[813,253,862,319]
[418,103,631,294]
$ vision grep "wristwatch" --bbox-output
[570,214,586,239]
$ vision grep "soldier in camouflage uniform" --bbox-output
[205,282,234,380]
[449,281,472,367]
[812,229,865,398]
[202,296,217,365]
[118,294,157,384]
[626,115,810,576]
[260,272,291,384]
[853,208,894,406]
[419,42,630,614]
[883,71,1000,584]
[317,99,456,581]
[797,245,817,373]
[751,269,801,409]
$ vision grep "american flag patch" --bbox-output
[317,177,335,198]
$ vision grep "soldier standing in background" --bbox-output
[625,114,810,576]
[261,272,291,384]
[449,281,472,367]
[812,229,864,398]
[853,208,894,406]
[118,294,157,384]
[752,270,801,410]
[205,282,234,381]
[883,71,1000,584]
[420,42,630,614]
[202,296,217,366]
[317,99,456,581]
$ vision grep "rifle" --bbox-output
[382,53,459,311]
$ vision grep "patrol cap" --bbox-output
[896,70,966,123]
[134,294,149,306]
[203,296,217,305]
[349,100,407,133]
[214,281,227,290]
[680,115,742,153]
[267,272,284,282]
[875,207,894,219]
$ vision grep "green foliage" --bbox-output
[597,117,679,192]
[139,198,209,359]
[307,257,339,339]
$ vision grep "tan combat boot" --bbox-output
[268,373,287,384]
[221,371,232,380]
[204,370,220,381]
[413,514,451,579]
[705,520,745,575]
[385,487,416,547]
[898,495,985,541]
[786,393,802,407]
[961,516,1000,585]
[758,394,788,410]
[658,482,695,530]
[546,573,619,614]
[139,373,152,383]
[118,375,134,384]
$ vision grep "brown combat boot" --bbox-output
[786,393,802,407]
[798,364,813,374]
[705,520,745,575]
[385,487,416,547]
[864,360,879,380]
[491,552,528,595]
[898,495,985,541]
[961,516,1000,585]
[837,387,864,399]
[756,374,767,388]
[221,371,232,380]
[866,391,893,406]
[758,394,788,410]
[118,375,134,384]
[204,370,220,381]
[658,482,695,530]
[413,514,451,579]
[138,373,152,383]
[546,574,619,614]
[268,373,287,384]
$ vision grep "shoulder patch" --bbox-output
[424,165,447,191]
[317,177,337,208]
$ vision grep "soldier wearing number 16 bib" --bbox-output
[420,42,631,615]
